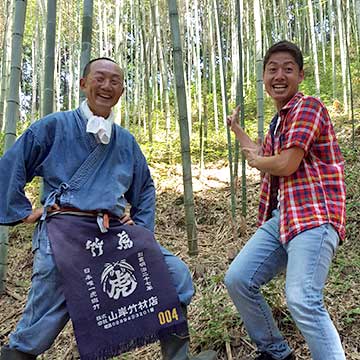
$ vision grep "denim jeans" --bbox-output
[9,228,194,355]
[224,210,345,360]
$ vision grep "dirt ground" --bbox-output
[0,161,359,360]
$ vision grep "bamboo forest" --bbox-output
[0,0,359,359]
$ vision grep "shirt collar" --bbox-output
[279,92,303,115]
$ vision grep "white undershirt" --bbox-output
[274,116,281,208]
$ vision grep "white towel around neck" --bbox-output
[80,100,114,144]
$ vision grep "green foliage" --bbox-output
[300,64,317,97]
[343,307,360,325]
[141,135,181,166]
[24,176,42,208]
[1,120,31,155]
[141,125,235,167]
[0,131,4,154]
[342,146,360,243]
[191,276,240,348]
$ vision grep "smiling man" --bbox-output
[0,58,217,360]
[225,41,346,360]
[81,58,124,118]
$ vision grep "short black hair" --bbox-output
[263,41,303,71]
[82,57,118,78]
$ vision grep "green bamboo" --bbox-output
[329,0,337,100]
[140,2,153,143]
[152,0,171,141]
[43,0,57,116]
[168,0,198,256]
[307,0,320,97]
[79,0,94,102]
[0,0,27,295]
[214,0,237,233]
[356,0,360,43]
[0,0,12,132]
[343,1,355,148]
[254,0,264,143]
[235,0,247,217]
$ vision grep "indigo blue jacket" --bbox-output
[0,109,155,232]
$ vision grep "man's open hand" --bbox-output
[226,105,241,133]
[22,204,60,224]
[120,214,134,225]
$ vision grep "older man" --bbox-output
[0,58,216,360]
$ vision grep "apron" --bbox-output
[41,140,187,359]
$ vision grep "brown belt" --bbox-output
[48,207,111,231]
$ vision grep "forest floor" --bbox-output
[0,116,359,360]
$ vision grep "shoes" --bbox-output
[254,351,295,360]
[160,305,217,360]
[160,333,217,360]
[0,345,37,360]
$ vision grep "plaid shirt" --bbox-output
[258,92,346,243]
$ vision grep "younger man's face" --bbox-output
[263,51,304,111]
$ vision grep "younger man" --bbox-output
[225,41,346,360]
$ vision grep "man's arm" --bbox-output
[243,146,304,177]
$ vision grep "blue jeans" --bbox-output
[224,210,345,360]
[9,226,194,355]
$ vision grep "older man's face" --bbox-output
[80,59,124,118]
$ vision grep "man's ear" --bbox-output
[298,69,305,84]
[80,77,86,91]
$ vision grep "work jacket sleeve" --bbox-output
[124,140,156,232]
[0,129,45,225]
